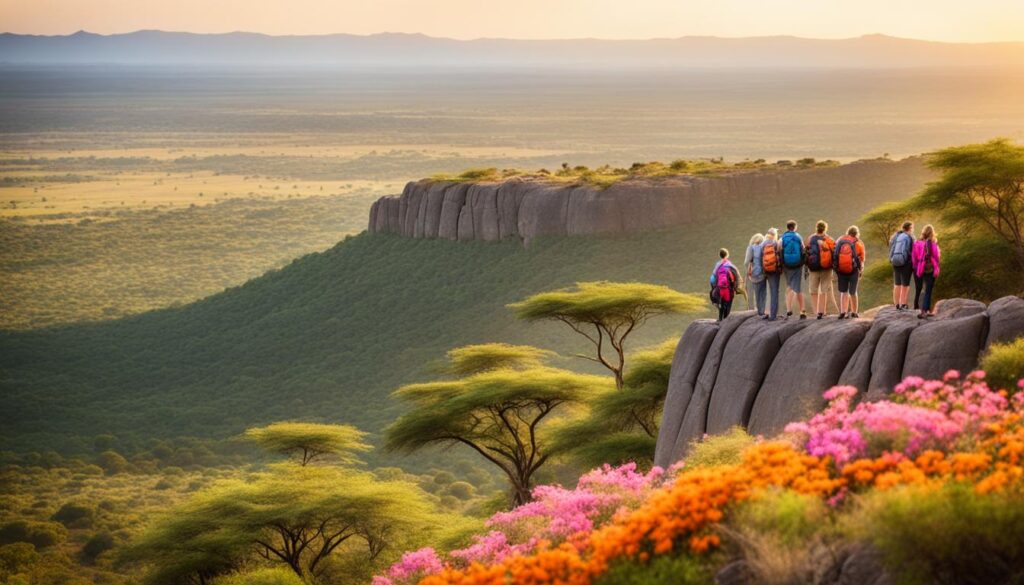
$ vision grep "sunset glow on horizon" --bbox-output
[3,0,1024,43]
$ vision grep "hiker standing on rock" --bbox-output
[889,221,915,311]
[805,220,836,320]
[836,225,866,319]
[744,233,766,316]
[710,248,740,322]
[760,228,783,321]
[913,224,942,319]
[781,220,807,319]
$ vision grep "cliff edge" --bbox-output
[368,158,933,245]
[653,296,1024,468]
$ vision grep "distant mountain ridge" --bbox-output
[2,30,1024,68]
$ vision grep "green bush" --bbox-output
[213,567,305,585]
[981,338,1024,393]
[0,543,40,576]
[51,503,95,528]
[844,483,1024,585]
[595,554,711,585]
[81,531,116,563]
[684,427,755,470]
[445,481,476,500]
[0,521,66,549]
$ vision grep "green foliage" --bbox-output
[0,543,40,577]
[129,463,438,583]
[862,138,1024,298]
[721,490,830,585]
[859,200,917,249]
[595,554,712,585]
[96,450,128,475]
[553,338,677,468]
[213,567,306,585]
[844,483,1024,585]
[81,531,116,563]
[0,521,65,549]
[981,338,1024,393]
[510,282,704,388]
[684,427,755,470]
[445,343,555,376]
[243,422,370,466]
[51,503,95,528]
[388,363,610,506]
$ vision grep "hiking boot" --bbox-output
[786,311,793,319]
[851,312,859,318]
[817,313,824,320]
[799,313,807,320]
[762,315,770,320]
[838,313,847,320]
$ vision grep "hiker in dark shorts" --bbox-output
[889,221,915,311]
[835,225,866,319]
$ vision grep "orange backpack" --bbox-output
[836,237,861,275]
[818,236,835,270]
[762,240,780,274]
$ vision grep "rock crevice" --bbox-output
[654,296,1024,468]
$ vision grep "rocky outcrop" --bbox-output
[369,158,933,246]
[654,296,1024,468]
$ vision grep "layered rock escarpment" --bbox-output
[653,296,1024,468]
[368,158,932,245]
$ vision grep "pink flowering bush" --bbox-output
[786,370,1014,466]
[372,547,443,585]
[374,462,666,581]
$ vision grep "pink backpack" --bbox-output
[716,263,736,302]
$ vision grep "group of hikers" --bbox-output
[710,220,942,322]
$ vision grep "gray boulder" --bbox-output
[837,312,897,393]
[653,320,720,468]
[985,295,1024,348]
[705,317,808,435]
[438,183,469,240]
[670,311,757,458]
[865,317,922,400]
[903,312,989,379]
[747,319,870,437]
[935,297,987,319]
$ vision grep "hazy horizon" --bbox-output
[2,0,1023,42]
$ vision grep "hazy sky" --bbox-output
[3,0,1023,42]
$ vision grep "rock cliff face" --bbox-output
[368,159,932,245]
[653,296,1024,468]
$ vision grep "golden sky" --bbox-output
[3,0,1023,42]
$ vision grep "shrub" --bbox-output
[97,450,128,475]
[213,567,306,585]
[445,482,475,500]
[51,503,95,528]
[0,521,65,549]
[81,531,115,563]
[845,483,1024,585]
[720,490,829,585]
[594,554,711,585]
[981,338,1024,393]
[684,427,755,469]
[0,543,40,576]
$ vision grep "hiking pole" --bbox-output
[829,274,841,314]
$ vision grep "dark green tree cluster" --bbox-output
[861,139,1024,298]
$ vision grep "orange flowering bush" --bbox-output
[384,372,1024,585]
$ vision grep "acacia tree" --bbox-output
[129,424,437,584]
[861,139,1024,297]
[860,200,917,249]
[243,422,370,466]
[508,281,705,389]
[552,338,676,468]
[385,343,609,506]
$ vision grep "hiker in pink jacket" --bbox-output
[912,224,941,319]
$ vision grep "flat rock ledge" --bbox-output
[653,296,1024,468]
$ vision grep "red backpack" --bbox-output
[761,240,780,274]
[836,237,861,275]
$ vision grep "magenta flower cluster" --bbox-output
[373,462,666,584]
[785,370,1015,467]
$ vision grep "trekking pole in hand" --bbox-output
[829,273,841,314]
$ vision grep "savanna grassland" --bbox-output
[3,65,1024,584]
